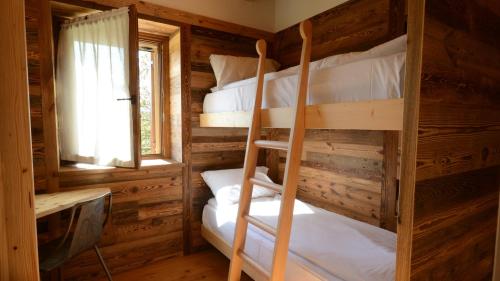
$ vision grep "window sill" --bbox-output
[58,158,184,176]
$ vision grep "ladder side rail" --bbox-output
[228,39,269,281]
[270,20,313,281]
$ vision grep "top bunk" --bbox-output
[200,35,407,131]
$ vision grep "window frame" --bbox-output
[138,32,171,160]
[139,42,162,157]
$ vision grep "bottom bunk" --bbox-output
[201,196,396,281]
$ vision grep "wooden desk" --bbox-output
[35,188,111,219]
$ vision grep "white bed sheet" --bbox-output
[203,51,406,114]
[202,196,396,281]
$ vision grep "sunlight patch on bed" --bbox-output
[214,197,314,227]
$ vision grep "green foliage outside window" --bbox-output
[139,49,153,154]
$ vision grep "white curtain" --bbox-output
[56,7,135,167]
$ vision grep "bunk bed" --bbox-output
[200,20,407,281]
[200,35,407,131]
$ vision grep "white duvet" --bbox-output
[203,35,407,114]
[203,196,396,281]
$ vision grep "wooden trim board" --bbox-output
[494,189,500,281]
[200,98,404,130]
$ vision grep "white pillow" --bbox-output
[210,54,280,90]
[320,34,407,69]
[201,166,276,205]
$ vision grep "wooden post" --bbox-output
[180,24,193,254]
[0,0,40,280]
[380,131,399,232]
[395,0,425,280]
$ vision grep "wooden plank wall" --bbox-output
[270,0,406,229]
[25,0,49,193]
[410,0,500,279]
[26,0,63,257]
[273,0,405,68]
[189,25,269,251]
[275,130,388,226]
[58,166,184,280]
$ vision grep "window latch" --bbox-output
[116,96,137,104]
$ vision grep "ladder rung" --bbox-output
[245,215,277,236]
[249,177,283,193]
[254,140,288,151]
[238,250,270,278]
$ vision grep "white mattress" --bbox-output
[203,51,406,114]
[202,196,396,281]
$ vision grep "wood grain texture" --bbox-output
[0,0,40,279]
[39,0,59,193]
[408,0,500,280]
[35,188,111,219]
[380,131,399,232]
[268,0,406,229]
[99,248,253,281]
[25,0,48,193]
[180,24,193,255]
[39,0,62,241]
[269,21,312,281]
[23,2,187,278]
[189,25,266,252]
[273,0,393,68]
[395,0,424,279]
[228,39,269,281]
[275,129,385,226]
[59,165,184,280]
[200,98,404,130]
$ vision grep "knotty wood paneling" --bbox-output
[189,25,269,251]
[273,0,402,68]
[409,0,500,279]
[26,0,49,192]
[59,165,184,280]
[275,129,386,226]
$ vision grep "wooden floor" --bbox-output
[106,248,253,281]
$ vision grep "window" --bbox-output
[54,6,177,170]
[139,42,162,155]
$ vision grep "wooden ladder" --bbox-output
[228,20,313,281]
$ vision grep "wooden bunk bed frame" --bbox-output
[202,18,405,281]
[200,98,404,131]
[199,21,405,132]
